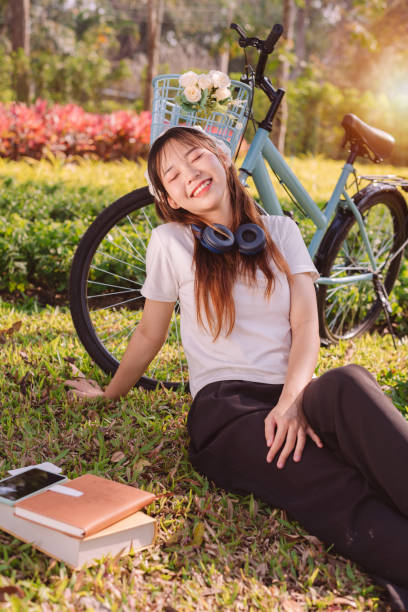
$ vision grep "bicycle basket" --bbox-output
[150,74,252,156]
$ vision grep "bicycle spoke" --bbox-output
[88,280,138,291]
[95,249,146,275]
[96,295,144,311]
[99,323,134,344]
[141,207,155,231]
[90,265,142,287]
[319,193,404,341]
[126,214,150,254]
[87,288,139,299]
[103,231,145,266]
[111,323,138,356]
[113,224,147,264]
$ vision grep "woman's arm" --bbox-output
[66,299,175,400]
[264,273,322,467]
[277,272,320,406]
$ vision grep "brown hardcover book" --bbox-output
[1,503,156,568]
[14,474,156,538]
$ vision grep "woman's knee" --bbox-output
[303,364,377,423]
[320,363,371,384]
[314,364,378,399]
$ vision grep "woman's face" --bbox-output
[159,138,232,226]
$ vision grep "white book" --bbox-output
[0,502,156,569]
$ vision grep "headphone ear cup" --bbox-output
[201,224,235,253]
[235,224,266,255]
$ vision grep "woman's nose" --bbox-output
[186,165,200,183]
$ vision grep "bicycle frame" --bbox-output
[239,127,377,286]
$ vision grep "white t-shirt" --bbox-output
[141,215,319,398]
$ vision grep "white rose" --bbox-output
[214,86,231,102]
[210,70,231,89]
[179,71,198,88]
[184,85,201,103]
[197,73,213,90]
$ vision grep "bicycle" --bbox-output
[69,22,408,392]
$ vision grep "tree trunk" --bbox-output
[10,0,31,102]
[272,0,296,154]
[219,1,236,73]
[10,0,30,53]
[144,0,164,112]
[292,0,308,79]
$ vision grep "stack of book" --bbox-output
[0,474,157,568]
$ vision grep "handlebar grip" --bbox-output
[264,24,283,53]
[230,22,247,39]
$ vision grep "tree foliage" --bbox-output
[0,0,406,161]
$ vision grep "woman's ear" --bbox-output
[167,195,180,209]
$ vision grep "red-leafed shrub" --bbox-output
[0,100,151,161]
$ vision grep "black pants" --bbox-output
[187,365,408,602]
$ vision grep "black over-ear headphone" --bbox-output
[191,223,266,255]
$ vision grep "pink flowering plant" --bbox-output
[0,100,151,161]
[176,70,232,116]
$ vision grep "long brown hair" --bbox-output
[147,127,290,340]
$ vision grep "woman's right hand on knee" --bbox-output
[264,397,322,468]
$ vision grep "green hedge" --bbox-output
[0,176,406,334]
[0,178,117,294]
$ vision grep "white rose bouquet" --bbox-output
[176,70,232,116]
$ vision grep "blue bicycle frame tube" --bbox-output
[241,128,376,286]
[262,139,327,229]
[251,155,283,215]
[316,189,376,286]
[239,130,283,213]
[241,129,327,228]
[308,163,355,259]
[342,189,376,269]
[318,272,374,285]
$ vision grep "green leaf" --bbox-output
[192,521,205,546]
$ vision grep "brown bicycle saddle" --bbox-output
[341,113,395,161]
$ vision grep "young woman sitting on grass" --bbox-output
[67,126,408,609]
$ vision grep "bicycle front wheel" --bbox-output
[316,186,407,343]
[69,187,187,391]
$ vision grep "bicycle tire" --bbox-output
[69,186,187,391]
[315,185,408,343]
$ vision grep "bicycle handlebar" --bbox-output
[264,24,284,53]
[230,22,283,86]
[230,22,247,42]
[230,22,286,131]
[230,22,283,55]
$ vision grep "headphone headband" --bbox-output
[192,223,266,255]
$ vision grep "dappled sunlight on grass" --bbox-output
[0,157,147,195]
[1,155,407,206]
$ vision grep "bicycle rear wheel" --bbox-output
[316,186,407,343]
[69,187,187,391]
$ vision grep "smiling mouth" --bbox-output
[190,179,212,197]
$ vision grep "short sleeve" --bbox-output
[140,229,179,302]
[279,218,319,282]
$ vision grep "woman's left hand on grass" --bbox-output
[264,394,323,468]
[65,378,105,401]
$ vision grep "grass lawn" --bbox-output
[0,300,407,610]
[0,156,407,609]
